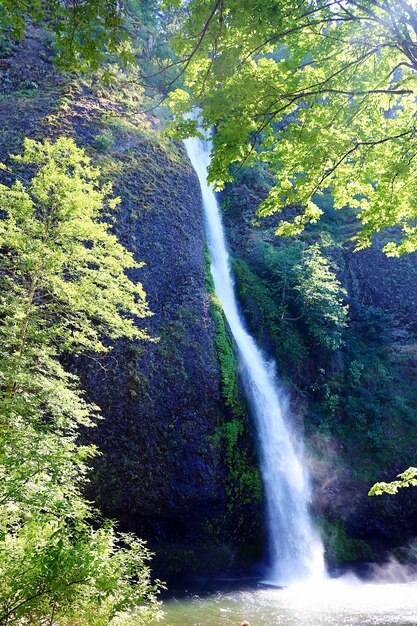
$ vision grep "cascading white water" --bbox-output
[184,130,326,585]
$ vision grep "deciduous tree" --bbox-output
[0,137,160,625]
[0,0,134,70]
[169,0,417,255]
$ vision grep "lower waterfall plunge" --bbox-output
[184,131,326,585]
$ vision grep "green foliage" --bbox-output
[320,518,373,563]
[232,254,307,375]
[0,137,161,625]
[233,162,273,193]
[232,240,347,375]
[293,243,348,350]
[204,250,241,411]
[0,0,135,71]
[213,418,263,510]
[120,0,187,101]
[210,294,241,410]
[221,156,417,483]
[223,182,417,483]
[170,0,417,255]
[259,241,348,350]
[0,136,151,352]
[95,128,115,153]
[125,0,159,29]
[306,300,417,482]
[369,467,417,496]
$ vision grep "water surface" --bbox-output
[159,578,417,626]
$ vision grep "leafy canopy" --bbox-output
[169,0,417,255]
[0,137,160,625]
[0,0,134,70]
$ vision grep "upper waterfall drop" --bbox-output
[184,128,326,585]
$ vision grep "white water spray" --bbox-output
[184,130,326,585]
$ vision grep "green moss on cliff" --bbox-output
[320,518,373,563]
[205,250,243,414]
[204,249,263,542]
[232,255,308,379]
[210,294,242,412]
[215,419,263,510]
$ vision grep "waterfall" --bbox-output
[184,129,326,585]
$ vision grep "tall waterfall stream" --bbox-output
[184,131,325,585]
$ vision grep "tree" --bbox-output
[256,240,348,350]
[0,0,134,70]
[169,0,417,255]
[369,467,417,495]
[0,137,161,625]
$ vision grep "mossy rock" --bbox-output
[320,518,373,564]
